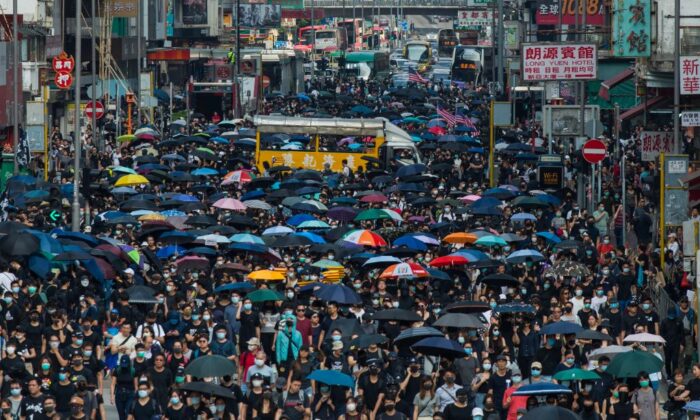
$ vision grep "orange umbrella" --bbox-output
[443,232,478,244]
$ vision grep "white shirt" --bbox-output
[0,272,16,293]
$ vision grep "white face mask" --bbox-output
[252,379,263,387]
[254,359,265,367]
[346,403,357,412]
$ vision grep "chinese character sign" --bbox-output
[456,9,494,30]
[51,51,75,73]
[640,131,673,161]
[682,111,700,127]
[522,44,597,81]
[681,56,700,95]
[54,71,73,90]
[536,0,604,26]
[536,0,560,25]
[612,0,651,57]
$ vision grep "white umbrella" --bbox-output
[587,345,634,361]
[623,333,666,344]
[195,234,231,245]
[243,199,272,210]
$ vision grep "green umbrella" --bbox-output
[475,235,508,247]
[354,209,393,222]
[247,289,283,303]
[312,259,344,269]
[605,350,664,378]
[553,368,601,382]
[117,134,136,143]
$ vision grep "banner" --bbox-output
[536,0,604,26]
[109,0,138,17]
[269,0,304,9]
[182,0,208,25]
[522,44,597,81]
[503,22,520,50]
[640,131,673,161]
[612,0,650,57]
[456,10,493,30]
[681,56,700,95]
[682,111,700,127]
[238,4,281,27]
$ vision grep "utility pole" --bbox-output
[12,0,18,175]
[673,0,681,153]
[91,0,98,152]
[496,0,504,93]
[136,0,142,126]
[73,0,83,232]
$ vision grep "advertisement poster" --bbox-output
[640,131,673,161]
[504,22,520,50]
[522,44,597,81]
[269,0,304,9]
[456,10,493,30]
[682,111,700,127]
[535,0,559,25]
[681,56,700,95]
[238,4,281,27]
[182,0,208,25]
[536,0,604,26]
[612,0,650,57]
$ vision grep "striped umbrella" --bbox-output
[341,229,387,247]
[379,262,429,279]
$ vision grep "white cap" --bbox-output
[472,407,484,416]
[124,268,135,275]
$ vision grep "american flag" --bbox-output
[437,106,457,126]
[408,67,427,84]
[456,109,480,135]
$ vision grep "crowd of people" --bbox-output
[0,60,695,420]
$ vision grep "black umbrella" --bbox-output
[394,326,444,345]
[348,334,389,349]
[179,381,236,399]
[521,406,581,420]
[184,355,236,378]
[120,199,159,211]
[327,318,362,340]
[576,329,614,341]
[432,313,486,329]
[268,235,314,248]
[246,177,276,189]
[445,300,491,314]
[410,337,466,359]
[185,214,217,227]
[53,250,94,261]
[370,309,422,322]
[126,285,158,304]
[554,240,584,250]
[481,273,520,287]
[0,232,39,256]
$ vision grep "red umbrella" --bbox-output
[94,244,131,264]
[428,255,469,267]
[175,256,210,273]
[360,194,388,203]
[428,126,446,135]
[93,257,117,280]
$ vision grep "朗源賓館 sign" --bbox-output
[521,44,597,81]
[682,111,700,127]
[681,56,700,95]
[612,0,651,57]
[640,131,673,161]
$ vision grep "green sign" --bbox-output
[612,0,651,57]
[49,210,61,222]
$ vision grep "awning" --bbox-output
[598,67,634,100]
[618,96,667,121]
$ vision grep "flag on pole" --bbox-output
[437,106,457,126]
[456,109,480,136]
[16,128,31,169]
[408,67,427,84]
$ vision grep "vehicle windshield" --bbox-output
[406,44,429,62]
[315,31,335,39]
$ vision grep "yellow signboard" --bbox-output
[257,144,382,173]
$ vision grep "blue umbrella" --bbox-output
[426,268,451,280]
[494,303,537,314]
[684,401,700,413]
[394,327,444,345]
[52,229,99,247]
[350,105,373,115]
[209,137,229,144]
[167,193,199,202]
[156,245,185,259]
[23,190,50,200]
[506,249,545,263]
[513,382,573,396]
[298,282,325,293]
[511,212,537,222]
[470,197,501,208]
[453,249,489,261]
[314,284,362,305]
[186,247,218,256]
[28,255,53,279]
[307,370,354,388]
[111,187,138,195]
[297,93,311,102]
[411,337,466,359]
[213,282,255,293]
[230,233,265,245]
[8,175,37,185]
[536,231,562,243]
[159,231,195,245]
[241,190,266,201]
[536,193,561,206]
[191,168,219,176]
[162,153,186,162]
[230,243,270,254]
[262,226,294,236]
[160,209,186,217]
[287,214,316,227]
[392,236,428,251]
[471,206,503,216]
[396,163,427,179]
[540,321,583,335]
[26,229,63,254]
[483,187,516,200]
[294,232,326,244]
[362,256,402,267]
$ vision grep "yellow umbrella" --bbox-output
[115,174,150,186]
[248,270,286,281]
[443,232,478,244]
[138,213,166,222]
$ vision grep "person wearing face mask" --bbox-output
[0,339,29,396]
[127,380,161,420]
[631,372,659,420]
[638,297,660,336]
[245,351,278,388]
[357,360,385,419]
[589,357,613,412]
[454,342,478,389]
[274,314,303,376]
[471,357,492,409]
[164,390,192,419]
[237,298,261,354]
[339,396,365,420]
[66,396,86,420]
[436,369,462,412]
[554,351,579,376]
[502,368,527,420]
[211,325,236,363]
[576,395,599,420]
[442,388,470,420]
[37,395,61,420]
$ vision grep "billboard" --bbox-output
[238,4,281,27]
[269,0,304,9]
[522,44,597,81]
[456,10,493,30]
[640,131,673,161]
[612,0,650,57]
[535,0,560,25]
[536,0,604,26]
[109,0,138,17]
[681,56,700,95]
[182,0,208,25]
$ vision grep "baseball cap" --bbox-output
[70,396,84,406]
[332,341,343,351]
[531,361,542,369]
[472,407,484,416]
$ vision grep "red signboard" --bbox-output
[85,101,105,119]
[52,51,75,73]
[521,44,597,81]
[535,0,604,26]
[680,56,700,95]
[582,139,606,164]
[54,71,73,90]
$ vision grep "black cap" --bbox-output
[251,372,264,380]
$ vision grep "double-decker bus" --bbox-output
[338,19,366,50]
[437,29,458,57]
[451,46,482,85]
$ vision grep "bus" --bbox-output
[451,46,482,86]
[342,51,390,81]
[338,19,366,50]
[253,116,422,172]
[403,40,432,72]
[297,25,326,46]
[437,29,458,57]
[314,28,348,53]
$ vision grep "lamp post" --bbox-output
[673,0,681,153]
[12,0,18,175]
[72,0,83,231]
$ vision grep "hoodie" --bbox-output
[276,314,303,365]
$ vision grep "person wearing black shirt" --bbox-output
[147,354,173,411]
[0,340,29,396]
[357,361,386,419]
[376,395,406,420]
[687,364,700,401]
[621,302,641,338]
[34,395,60,420]
[127,381,160,420]
[50,368,76,417]
[237,299,260,350]
[443,388,472,420]
[20,378,47,420]
[163,390,193,420]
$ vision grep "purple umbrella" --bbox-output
[327,206,359,223]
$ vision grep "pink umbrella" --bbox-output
[212,198,246,211]
[458,194,482,203]
[175,256,210,273]
[360,194,388,203]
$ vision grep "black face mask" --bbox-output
[70,406,82,415]
[384,404,395,411]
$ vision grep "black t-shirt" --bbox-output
[358,374,385,412]
[147,367,173,403]
[128,398,160,420]
[239,311,260,344]
[23,321,45,351]
[244,390,264,420]
[20,394,47,420]
[639,311,659,330]
[687,378,700,401]
[165,404,193,419]
[621,312,641,335]
[49,381,77,412]
[443,403,472,420]
[377,410,407,420]
[278,389,308,420]
[0,355,28,380]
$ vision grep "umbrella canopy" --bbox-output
[0,232,40,256]
[475,235,508,247]
[429,255,469,267]
[370,309,422,322]
[410,337,466,359]
[114,174,150,186]
[307,370,354,388]
[184,355,236,378]
[481,273,519,287]
[247,289,284,303]
[314,284,362,305]
[342,229,387,247]
[394,327,444,345]
[541,321,583,335]
[348,334,389,349]
[553,368,601,381]
[248,270,286,281]
[379,262,429,279]
[494,303,537,314]
[623,333,666,344]
[126,285,158,304]
[575,330,614,341]
[179,381,237,399]
[212,198,246,211]
[445,300,491,314]
[605,350,664,378]
[506,249,545,263]
[684,401,700,413]
[521,406,580,420]
[432,313,486,329]
[443,232,477,244]
[512,382,574,396]
[543,261,591,277]
[587,345,634,361]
